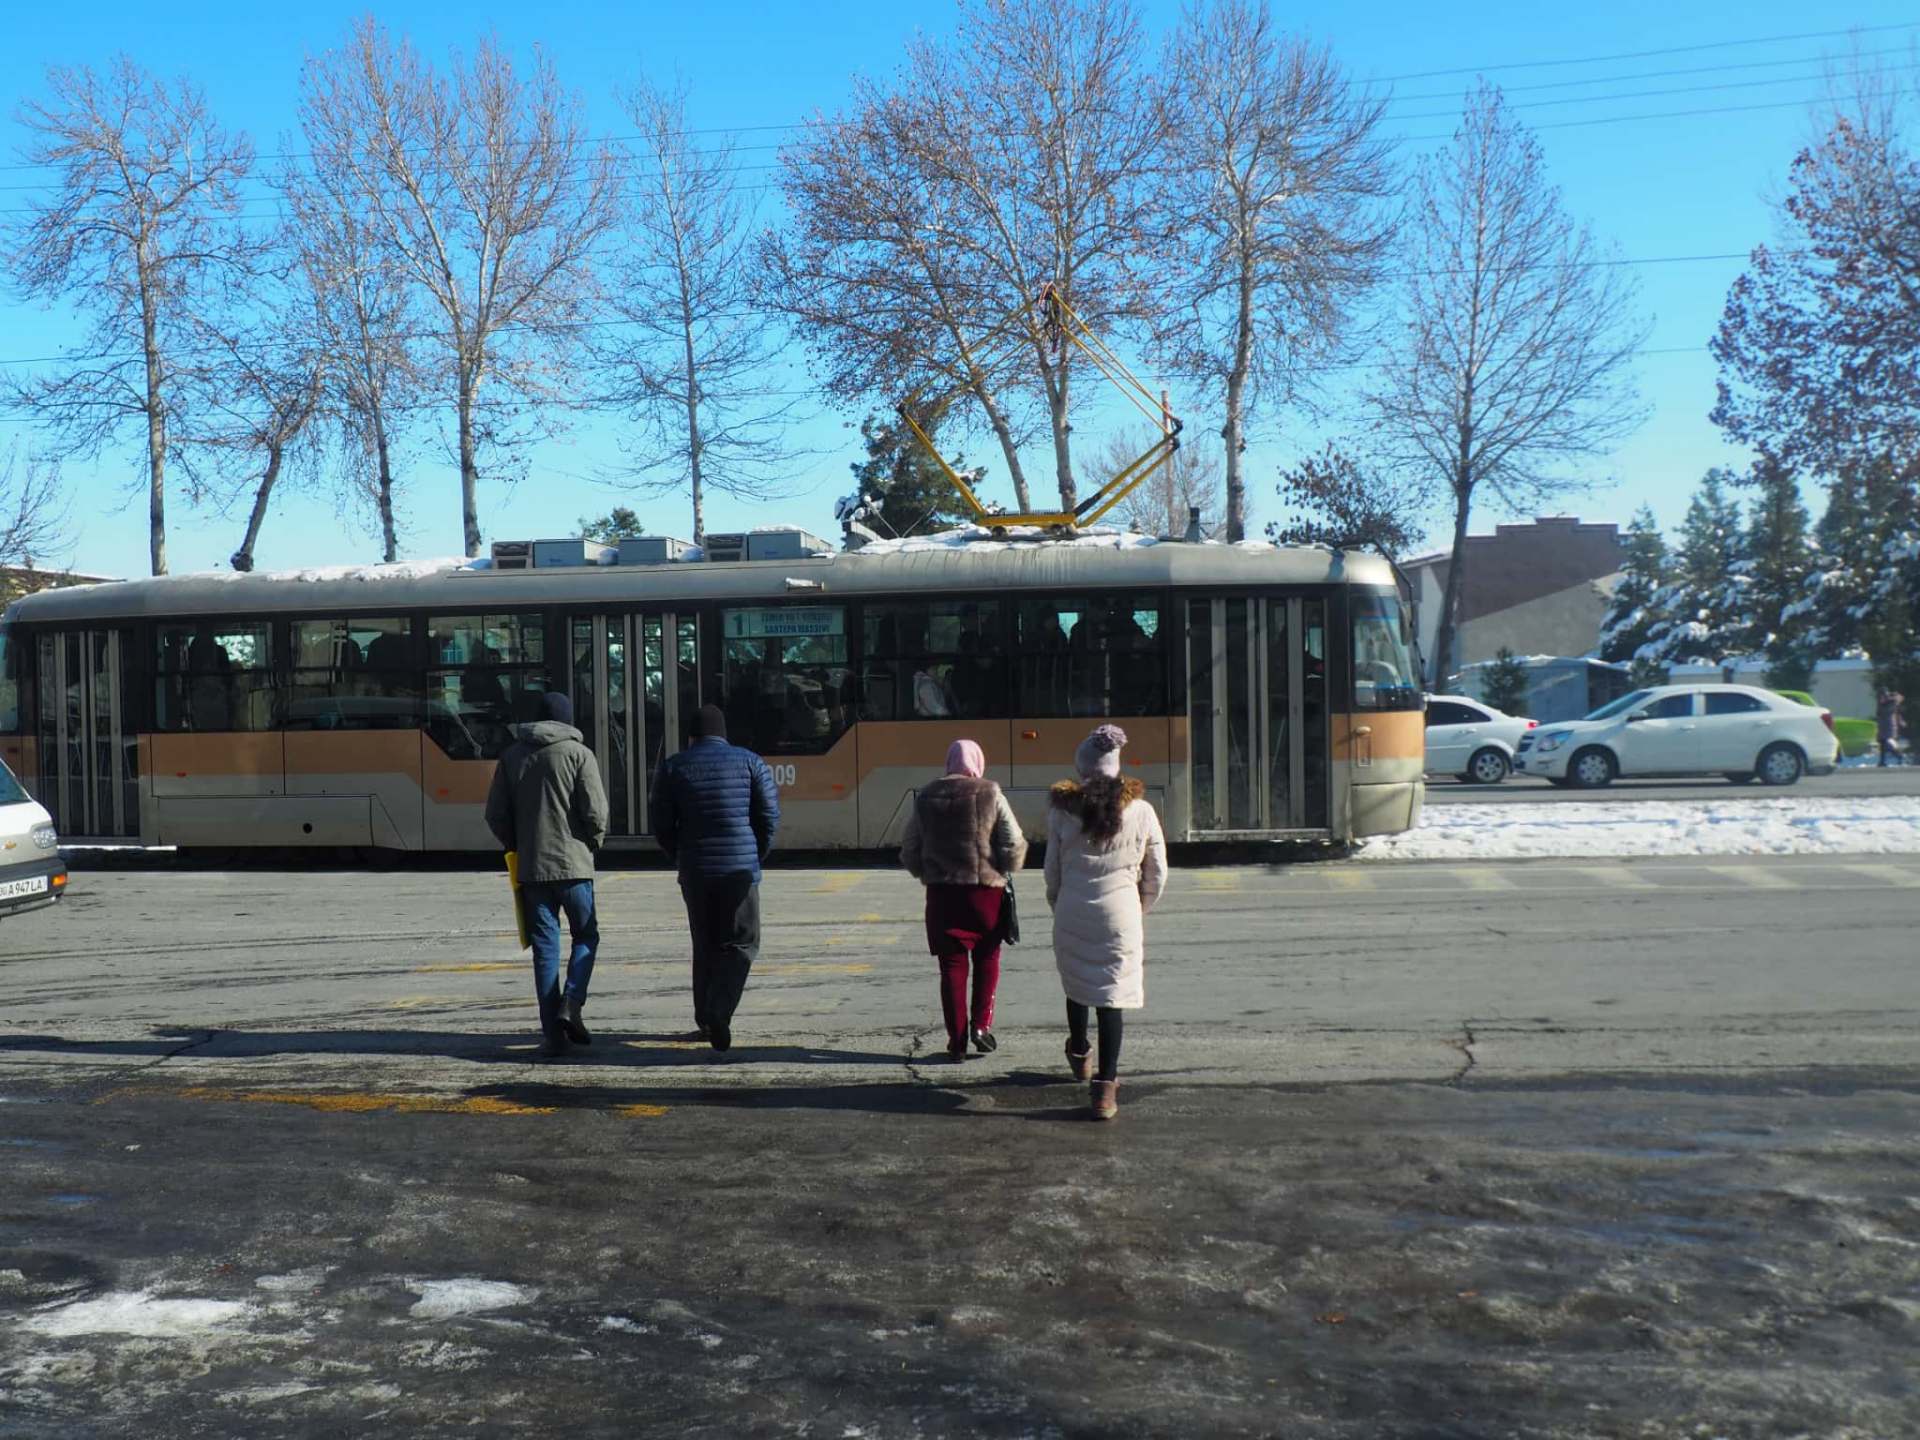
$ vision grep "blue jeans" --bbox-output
[523,880,599,1039]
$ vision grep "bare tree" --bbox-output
[596,78,799,543]
[173,255,329,572]
[0,445,72,576]
[1096,428,1222,536]
[765,82,1044,512]
[1157,1,1394,542]
[1269,443,1425,558]
[1366,84,1645,686]
[299,20,619,556]
[280,144,422,562]
[766,0,1161,514]
[4,58,254,575]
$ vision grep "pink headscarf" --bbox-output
[945,738,987,779]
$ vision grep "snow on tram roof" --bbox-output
[3,529,1396,624]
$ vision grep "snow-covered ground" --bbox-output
[1363,796,1920,861]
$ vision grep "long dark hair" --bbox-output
[1076,775,1129,846]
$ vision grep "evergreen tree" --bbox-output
[1648,468,1749,664]
[846,407,973,538]
[579,506,645,543]
[1478,647,1531,715]
[1598,505,1670,664]
[1801,457,1919,692]
[1737,454,1814,688]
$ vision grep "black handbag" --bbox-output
[1000,878,1022,945]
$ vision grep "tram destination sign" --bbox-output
[723,607,844,640]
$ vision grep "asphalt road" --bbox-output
[3,857,1918,1437]
[1424,762,1920,805]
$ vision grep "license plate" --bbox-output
[0,875,49,901]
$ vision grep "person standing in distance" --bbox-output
[485,691,609,1058]
[650,703,781,1052]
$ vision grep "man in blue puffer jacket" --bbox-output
[651,703,781,1052]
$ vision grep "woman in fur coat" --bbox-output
[900,738,1029,1061]
[1043,723,1168,1120]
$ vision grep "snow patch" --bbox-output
[407,1278,535,1320]
[24,1290,252,1338]
[1364,796,1920,862]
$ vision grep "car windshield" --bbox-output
[1583,689,1654,722]
[0,758,28,807]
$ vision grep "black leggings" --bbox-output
[1066,1001,1123,1081]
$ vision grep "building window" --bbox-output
[287,618,419,730]
[719,606,850,755]
[426,614,547,759]
[1014,595,1165,717]
[156,623,279,732]
[861,600,1003,721]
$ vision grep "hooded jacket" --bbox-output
[900,776,1028,887]
[484,720,610,884]
[650,736,782,881]
[1043,777,1167,1009]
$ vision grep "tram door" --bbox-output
[566,612,701,839]
[34,629,140,840]
[1185,597,1328,834]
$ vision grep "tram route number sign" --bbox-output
[724,607,843,640]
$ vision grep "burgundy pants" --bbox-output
[925,883,1005,1049]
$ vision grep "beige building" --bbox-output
[1404,517,1624,685]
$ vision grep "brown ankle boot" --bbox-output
[1089,1078,1118,1121]
[1066,1038,1092,1082]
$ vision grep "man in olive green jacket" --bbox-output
[485,692,610,1056]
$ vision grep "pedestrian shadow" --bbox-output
[0,1028,908,1069]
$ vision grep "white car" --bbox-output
[1424,695,1538,784]
[1513,683,1839,788]
[0,757,66,917]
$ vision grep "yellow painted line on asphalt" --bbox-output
[616,1103,671,1118]
[97,1085,556,1117]
[1577,866,1655,890]
[1325,870,1375,892]
[1704,864,1797,890]
[1449,868,1518,891]
[1190,871,1242,892]
[810,874,863,895]
[385,996,461,1010]
[761,961,876,977]
[1840,863,1920,889]
[415,962,521,973]
[856,912,886,923]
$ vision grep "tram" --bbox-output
[0,530,1423,852]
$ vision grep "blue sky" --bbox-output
[4,1,1915,577]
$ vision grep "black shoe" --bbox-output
[709,1021,731,1053]
[562,998,592,1046]
[971,1027,998,1054]
[540,1027,573,1060]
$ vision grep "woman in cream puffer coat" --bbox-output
[1044,724,1167,1120]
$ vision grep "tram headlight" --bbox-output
[30,822,58,850]
[1533,731,1570,754]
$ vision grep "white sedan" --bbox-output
[1513,683,1840,788]
[1423,695,1538,784]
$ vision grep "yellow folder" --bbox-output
[505,851,530,950]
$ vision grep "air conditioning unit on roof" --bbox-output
[703,532,748,563]
[490,540,533,571]
[745,528,832,561]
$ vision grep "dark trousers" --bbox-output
[1066,1000,1124,1082]
[682,871,760,1029]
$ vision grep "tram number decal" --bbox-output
[771,764,799,788]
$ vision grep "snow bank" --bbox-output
[408,1278,535,1320]
[1362,796,1920,862]
[24,1290,251,1338]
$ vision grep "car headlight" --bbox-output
[1535,732,1569,753]
[30,822,58,850]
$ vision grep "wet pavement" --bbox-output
[2,857,1918,1436]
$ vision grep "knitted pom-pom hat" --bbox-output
[1074,723,1128,780]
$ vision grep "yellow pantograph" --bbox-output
[897,285,1182,533]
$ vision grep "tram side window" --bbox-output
[719,606,850,756]
[155,623,279,732]
[1351,592,1421,711]
[426,613,547,760]
[1014,595,1165,717]
[861,600,1003,721]
[0,631,18,734]
[287,618,419,730]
